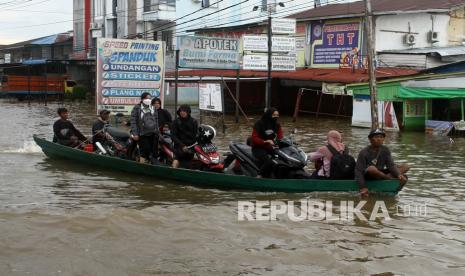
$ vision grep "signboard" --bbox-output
[243,55,267,70]
[243,36,295,52]
[295,37,306,50]
[199,83,223,112]
[4,53,11,64]
[272,37,295,52]
[243,35,268,51]
[96,38,165,115]
[243,55,296,71]
[272,18,296,34]
[178,35,240,69]
[310,20,363,68]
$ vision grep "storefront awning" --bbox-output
[398,87,465,99]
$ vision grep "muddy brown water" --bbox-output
[1,99,464,275]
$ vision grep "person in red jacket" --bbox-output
[251,107,283,178]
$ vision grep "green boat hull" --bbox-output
[33,135,402,195]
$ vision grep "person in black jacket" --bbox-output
[251,107,283,178]
[130,92,159,163]
[53,107,87,147]
[151,98,172,128]
[171,104,198,168]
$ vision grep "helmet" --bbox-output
[197,124,216,144]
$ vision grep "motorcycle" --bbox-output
[159,124,224,172]
[224,133,310,179]
[94,126,139,160]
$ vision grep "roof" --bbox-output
[0,33,71,50]
[381,46,465,57]
[166,67,418,84]
[423,60,465,74]
[290,0,465,21]
[30,34,58,45]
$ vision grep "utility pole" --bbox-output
[266,13,272,110]
[364,0,379,129]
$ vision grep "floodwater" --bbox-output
[1,99,465,275]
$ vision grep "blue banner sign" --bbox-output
[102,71,161,81]
[178,35,240,69]
[102,88,160,98]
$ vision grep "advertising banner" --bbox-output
[310,20,363,68]
[96,38,165,115]
[243,55,296,71]
[199,83,223,112]
[178,35,240,69]
[243,36,295,52]
[4,53,11,64]
[243,35,268,51]
[272,18,296,34]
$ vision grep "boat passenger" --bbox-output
[171,104,198,168]
[53,107,87,147]
[92,109,121,151]
[309,130,354,179]
[152,98,172,129]
[355,129,410,197]
[251,107,283,178]
[130,92,159,164]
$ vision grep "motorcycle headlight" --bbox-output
[211,156,220,164]
[198,154,211,163]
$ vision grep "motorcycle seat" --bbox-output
[106,126,130,140]
[233,143,261,164]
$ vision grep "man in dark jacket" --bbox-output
[171,104,198,168]
[355,129,409,197]
[92,109,121,151]
[151,98,172,128]
[53,107,87,147]
[130,92,159,163]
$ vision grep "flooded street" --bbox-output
[1,99,465,275]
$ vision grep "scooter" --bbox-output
[159,125,224,172]
[94,126,139,160]
[224,134,310,179]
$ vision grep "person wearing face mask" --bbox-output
[251,107,283,178]
[130,92,159,163]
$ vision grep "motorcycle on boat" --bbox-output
[224,133,310,179]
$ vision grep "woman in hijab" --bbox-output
[309,130,345,178]
[251,107,283,178]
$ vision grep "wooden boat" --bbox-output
[33,135,403,195]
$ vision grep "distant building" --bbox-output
[290,0,465,69]
[72,0,93,60]
[0,33,73,64]
[86,0,176,58]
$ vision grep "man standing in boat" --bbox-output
[53,107,87,147]
[130,92,159,164]
[171,105,198,168]
[355,129,409,196]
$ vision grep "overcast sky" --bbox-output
[0,0,73,45]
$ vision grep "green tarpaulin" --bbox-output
[398,87,465,99]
